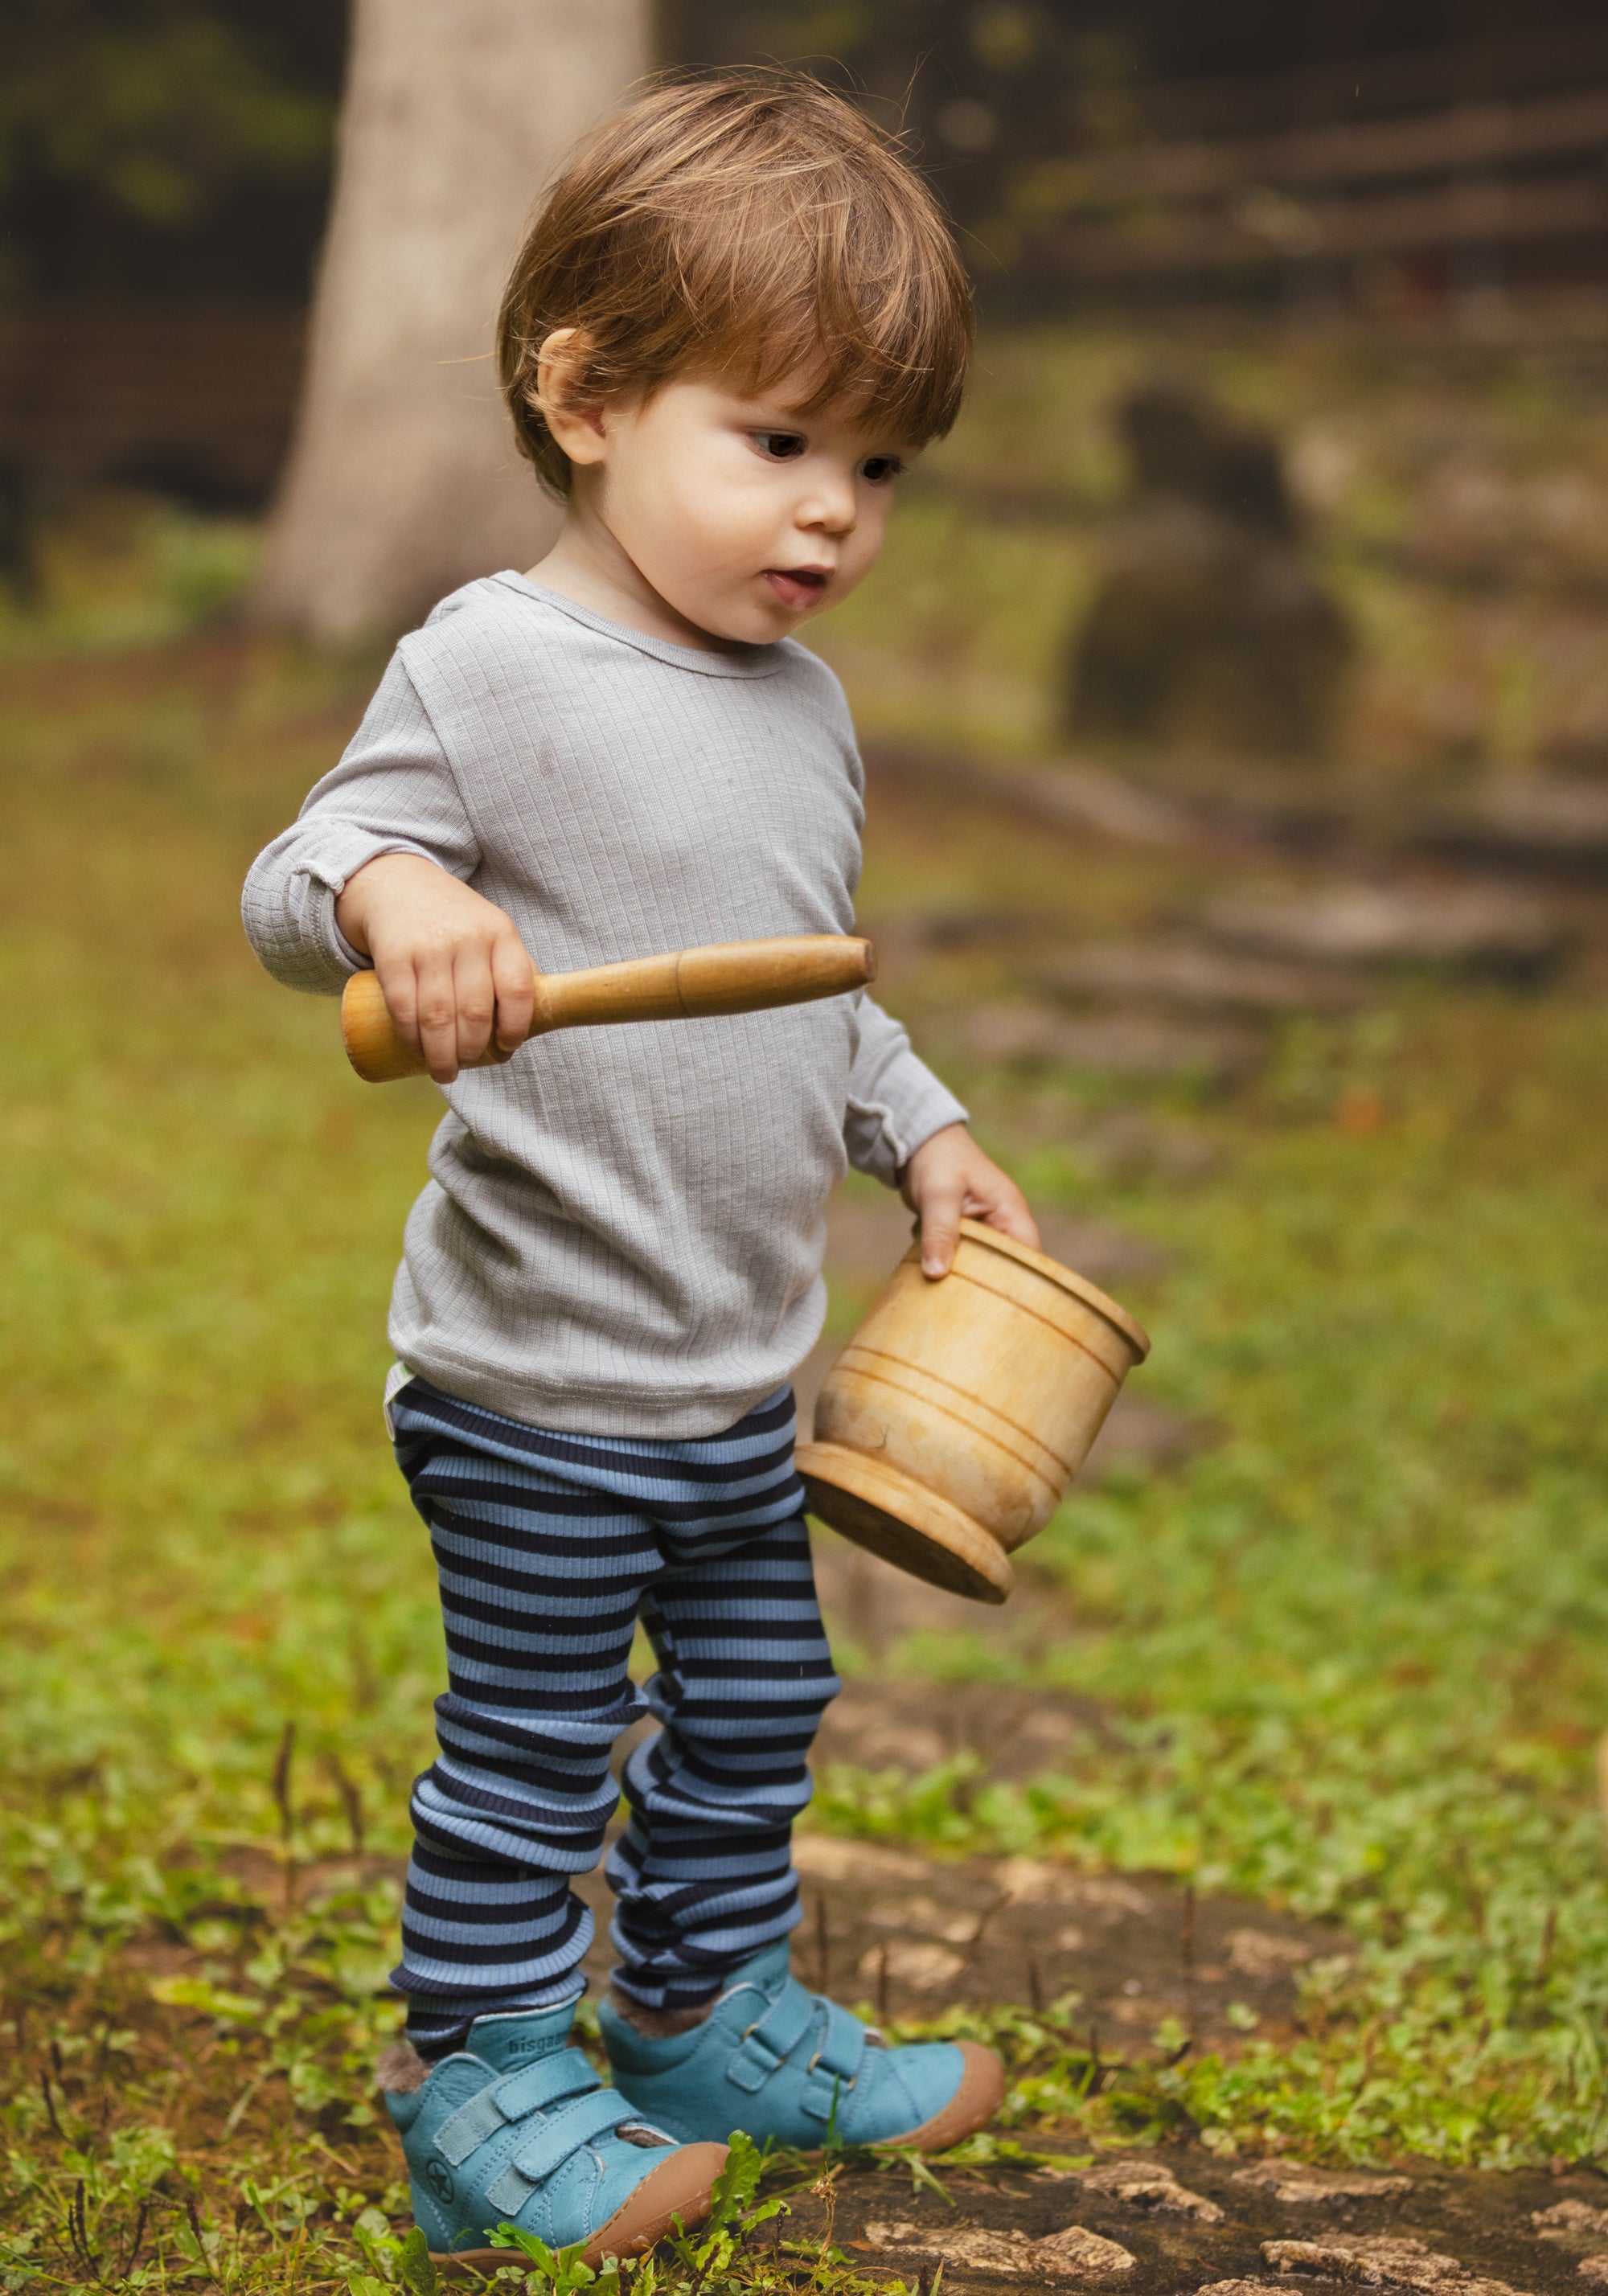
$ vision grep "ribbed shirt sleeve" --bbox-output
[240,651,480,994]
[843,994,969,1186]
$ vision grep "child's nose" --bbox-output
[801,473,858,535]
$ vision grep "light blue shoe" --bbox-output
[597,1944,1004,2153]
[381,2004,728,2269]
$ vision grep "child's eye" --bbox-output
[860,454,906,485]
[752,430,807,461]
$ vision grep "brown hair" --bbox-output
[497,72,973,496]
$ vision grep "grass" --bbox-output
[4,318,1608,2284]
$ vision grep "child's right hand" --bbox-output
[334,855,535,1084]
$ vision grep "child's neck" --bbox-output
[526,503,745,657]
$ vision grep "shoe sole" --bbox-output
[886,2040,1007,2154]
[429,2142,729,2274]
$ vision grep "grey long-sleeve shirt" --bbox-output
[242,573,966,1436]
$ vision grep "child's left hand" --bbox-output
[900,1124,1039,1279]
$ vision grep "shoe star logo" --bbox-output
[422,2159,456,2207]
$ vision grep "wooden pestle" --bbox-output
[341,933,877,1083]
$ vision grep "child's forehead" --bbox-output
[685,358,920,445]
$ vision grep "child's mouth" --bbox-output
[765,567,830,610]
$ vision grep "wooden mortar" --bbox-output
[795,1217,1151,1604]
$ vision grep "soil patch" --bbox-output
[781,2149,1608,2294]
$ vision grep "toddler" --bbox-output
[244,71,1038,2268]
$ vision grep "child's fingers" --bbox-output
[968,1179,1040,1253]
[490,929,536,1051]
[451,947,498,1072]
[917,1176,966,1279]
[372,953,423,1060]
[412,950,464,1083]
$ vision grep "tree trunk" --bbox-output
[253,0,649,640]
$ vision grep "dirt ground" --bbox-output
[789,2140,1608,2292]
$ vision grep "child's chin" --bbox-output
[685,596,801,646]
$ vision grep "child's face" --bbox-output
[552,356,917,646]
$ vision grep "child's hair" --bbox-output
[498,71,973,496]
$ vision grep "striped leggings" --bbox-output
[386,1377,839,2049]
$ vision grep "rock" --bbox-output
[1261,2234,1531,2294]
[1577,2261,1608,2283]
[1077,2158,1224,2220]
[1201,882,1567,978]
[1065,383,1353,758]
[1042,939,1365,1016]
[1199,2285,1283,2295]
[962,1002,1257,1081]
[1234,2159,1412,2204]
[1535,2202,1608,2238]
[863,2218,1136,2277]
[1262,2237,1442,2286]
[1036,2226,1141,2277]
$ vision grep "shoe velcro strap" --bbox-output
[812,2000,867,2085]
[433,2050,598,2166]
[799,2004,868,2125]
[492,2050,600,2123]
[482,2089,631,2216]
[727,1979,817,2094]
[433,2087,508,2168]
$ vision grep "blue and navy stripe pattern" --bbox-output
[388,1378,839,2048]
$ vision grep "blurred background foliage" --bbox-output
[0,0,338,302]
[5,0,1607,305]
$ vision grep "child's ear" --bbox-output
[536,329,608,465]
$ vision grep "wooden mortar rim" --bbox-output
[950,1217,1152,1363]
